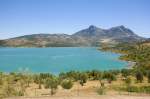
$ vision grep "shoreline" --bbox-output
[98,48,136,70]
[126,61,136,69]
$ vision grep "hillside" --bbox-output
[0,25,145,47]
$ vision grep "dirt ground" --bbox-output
[5,80,150,99]
[5,95,150,99]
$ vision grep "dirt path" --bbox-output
[5,95,150,99]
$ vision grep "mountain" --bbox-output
[73,25,105,37]
[73,25,143,43]
[0,25,145,47]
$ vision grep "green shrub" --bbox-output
[16,91,24,96]
[100,81,105,87]
[61,79,73,89]
[143,86,150,93]
[147,70,150,83]
[59,71,79,81]
[125,77,131,86]
[103,72,116,83]
[79,73,88,86]
[97,87,105,95]
[126,86,150,93]
[126,86,139,92]
[87,70,102,80]
[44,77,59,95]
[121,69,132,77]
[135,71,143,83]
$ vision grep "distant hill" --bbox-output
[0,25,145,47]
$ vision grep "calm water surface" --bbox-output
[0,47,128,74]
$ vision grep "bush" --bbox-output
[135,71,143,83]
[147,70,150,83]
[100,81,105,87]
[61,79,73,89]
[126,86,139,92]
[109,70,120,75]
[103,72,116,83]
[79,73,88,86]
[126,86,150,93]
[97,87,105,95]
[143,86,150,93]
[16,91,24,96]
[125,77,131,86]
[59,71,79,81]
[121,69,131,77]
[87,70,102,80]
[44,77,59,95]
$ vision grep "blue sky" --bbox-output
[0,0,150,39]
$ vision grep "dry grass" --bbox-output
[4,76,150,99]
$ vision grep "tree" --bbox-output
[99,80,105,87]
[38,78,42,89]
[125,77,131,86]
[136,71,143,83]
[44,77,59,95]
[121,69,131,78]
[25,75,32,87]
[108,74,116,83]
[97,80,105,95]
[79,73,88,86]
[103,72,116,83]
[59,71,79,81]
[97,86,105,95]
[61,79,73,89]
[33,75,43,89]
[0,72,3,85]
[87,70,102,80]
[147,70,150,83]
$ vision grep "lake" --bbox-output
[0,47,128,74]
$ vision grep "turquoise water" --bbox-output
[0,47,128,73]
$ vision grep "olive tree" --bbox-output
[135,71,143,83]
[79,73,88,86]
[44,77,59,95]
[147,70,150,83]
[125,77,132,86]
[61,79,73,89]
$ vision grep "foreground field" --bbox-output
[5,95,150,99]
[4,79,150,99]
[26,80,149,96]
[1,70,150,98]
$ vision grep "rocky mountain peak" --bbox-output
[88,25,97,30]
[117,25,125,29]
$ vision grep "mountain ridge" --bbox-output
[0,25,145,47]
